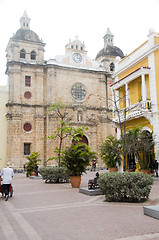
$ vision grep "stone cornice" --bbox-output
[6,61,45,69]
[69,121,98,126]
[45,63,109,75]
[6,102,45,108]
[6,112,23,120]
[5,60,110,76]
[6,102,109,112]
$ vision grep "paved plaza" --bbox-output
[0,170,159,240]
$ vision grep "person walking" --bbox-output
[154,160,158,177]
[91,160,96,172]
[0,162,14,201]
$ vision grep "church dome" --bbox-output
[95,45,124,60]
[95,28,124,60]
[12,11,43,44]
[13,28,42,43]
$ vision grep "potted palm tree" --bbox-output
[61,143,97,188]
[101,136,121,172]
[25,152,41,177]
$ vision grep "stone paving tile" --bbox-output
[0,171,159,240]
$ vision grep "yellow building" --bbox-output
[111,28,159,170]
[0,85,8,170]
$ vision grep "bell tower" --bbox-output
[5,12,46,168]
[6,11,45,64]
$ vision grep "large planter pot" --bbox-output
[140,169,151,175]
[109,167,118,172]
[126,169,134,172]
[31,171,36,176]
[70,176,81,188]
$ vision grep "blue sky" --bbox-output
[1,0,159,85]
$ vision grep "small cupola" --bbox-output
[103,28,114,49]
[65,35,86,54]
[20,11,30,29]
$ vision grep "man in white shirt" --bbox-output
[0,163,14,201]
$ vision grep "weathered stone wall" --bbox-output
[6,30,116,169]
[6,61,116,168]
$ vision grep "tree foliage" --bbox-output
[61,143,97,176]
[25,152,41,176]
[101,136,122,168]
[48,102,88,166]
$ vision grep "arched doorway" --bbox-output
[72,134,88,145]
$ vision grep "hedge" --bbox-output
[98,172,154,202]
[39,166,69,183]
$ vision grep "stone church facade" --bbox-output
[5,12,124,168]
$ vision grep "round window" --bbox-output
[24,91,31,99]
[23,123,32,132]
[71,83,86,101]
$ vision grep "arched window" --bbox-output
[72,134,88,145]
[31,50,36,60]
[110,62,115,71]
[20,49,26,59]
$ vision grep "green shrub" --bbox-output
[98,172,154,202]
[39,166,69,183]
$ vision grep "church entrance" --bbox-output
[72,134,88,145]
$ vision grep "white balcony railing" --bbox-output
[113,100,151,123]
